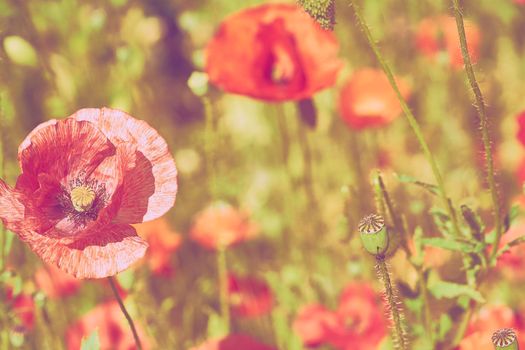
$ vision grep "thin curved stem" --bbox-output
[108,277,143,350]
[450,0,501,262]
[350,1,461,237]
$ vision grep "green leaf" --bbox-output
[421,237,477,253]
[80,330,100,350]
[428,279,485,303]
[438,314,452,341]
[396,174,440,196]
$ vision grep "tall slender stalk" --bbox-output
[108,277,143,350]
[217,246,230,333]
[450,0,501,262]
[0,94,6,272]
[349,1,461,237]
[376,256,409,350]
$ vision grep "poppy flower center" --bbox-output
[70,186,96,212]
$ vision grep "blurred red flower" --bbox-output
[189,334,276,350]
[133,218,182,277]
[5,288,35,331]
[228,273,273,318]
[458,304,524,350]
[0,108,177,278]
[293,282,386,350]
[205,3,342,102]
[35,263,81,298]
[496,220,525,280]
[338,68,411,129]
[293,304,340,347]
[415,16,480,69]
[66,301,151,350]
[516,111,525,147]
[190,202,258,249]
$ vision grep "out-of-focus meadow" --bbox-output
[2,0,525,349]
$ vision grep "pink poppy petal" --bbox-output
[16,118,115,194]
[72,108,177,223]
[0,179,26,230]
[20,223,147,279]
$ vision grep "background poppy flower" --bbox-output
[227,273,273,318]
[190,202,258,250]
[338,68,411,130]
[415,16,480,69]
[293,304,340,347]
[133,218,182,277]
[293,282,386,350]
[205,3,342,101]
[66,301,151,350]
[458,304,524,350]
[35,263,81,298]
[328,282,387,350]
[516,111,525,147]
[0,108,177,278]
[5,287,35,332]
[189,334,276,350]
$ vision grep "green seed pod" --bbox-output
[492,328,519,350]
[358,214,389,255]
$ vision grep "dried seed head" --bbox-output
[492,328,519,349]
[359,214,389,255]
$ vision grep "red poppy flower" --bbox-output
[293,304,340,347]
[338,68,411,129]
[328,282,387,350]
[0,108,177,278]
[496,220,525,280]
[5,288,35,331]
[227,273,273,318]
[293,282,386,350]
[189,334,276,350]
[516,111,525,147]
[190,202,258,250]
[458,304,523,350]
[133,218,182,277]
[66,301,151,350]
[415,16,480,69]
[35,263,81,298]
[205,3,342,101]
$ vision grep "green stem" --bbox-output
[350,1,461,237]
[0,94,5,272]
[452,306,473,347]
[450,0,501,262]
[203,96,218,198]
[217,246,230,332]
[376,256,408,350]
[108,277,143,350]
[296,120,317,206]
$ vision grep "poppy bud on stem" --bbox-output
[358,215,408,350]
[492,328,519,350]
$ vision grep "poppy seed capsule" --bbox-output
[492,328,519,350]
[358,214,388,255]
